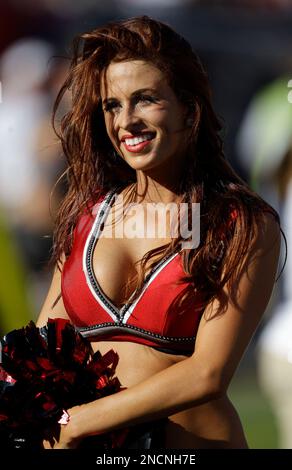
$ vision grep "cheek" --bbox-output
[104,117,116,139]
[141,107,171,131]
[151,104,184,134]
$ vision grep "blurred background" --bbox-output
[0,0,291,449]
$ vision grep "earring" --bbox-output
[186,117,194,127]
[112,150,120,161]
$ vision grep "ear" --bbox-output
[185,101,201,130]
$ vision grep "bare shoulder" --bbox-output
[251,209,281,253]
[36,252,70,327]
[188,210,281,394]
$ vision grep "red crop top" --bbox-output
[61,186,237,356]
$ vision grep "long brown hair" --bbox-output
[50,15,286,315]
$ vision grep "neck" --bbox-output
[133,176,182,205]
[133,158,185,204]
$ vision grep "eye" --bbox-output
[103,101,119,112]
[103,94,157,113]
[135,94,157,105]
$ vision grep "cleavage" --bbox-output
[91,192,174,309]
[92,233,139,308]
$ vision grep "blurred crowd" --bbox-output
[0,0,291,448]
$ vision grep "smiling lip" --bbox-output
[123,139,153,153]
[121,132,156,153]
[120,131,156,142]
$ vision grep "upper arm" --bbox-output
[36,253,70,327]
[191,212,281,392]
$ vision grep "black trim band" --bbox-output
[78,322,196,352]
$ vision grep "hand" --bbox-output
[42,405,84,449]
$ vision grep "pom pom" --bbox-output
[0,319,128,449]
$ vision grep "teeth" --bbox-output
[125,134,154,146]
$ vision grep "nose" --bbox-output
[117,103,142,131]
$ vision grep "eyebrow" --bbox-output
[102,88,158,106]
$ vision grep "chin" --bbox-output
[126,160,162,173]
[123,152,158,168]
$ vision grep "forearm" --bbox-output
[74,357,221,439]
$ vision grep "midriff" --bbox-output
[91,339,248,449]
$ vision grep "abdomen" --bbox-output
[91,340,248,449]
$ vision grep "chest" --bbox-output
[61,191,204,353]
[92,201,175,306]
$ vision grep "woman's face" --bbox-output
[100,60,190,176]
